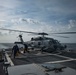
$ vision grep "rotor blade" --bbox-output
[0,28,48,35]
[51,31,76,34]
[49,34,69,38]
[52,35,69,38]
[38,32,48,35]
[0,28,38,34]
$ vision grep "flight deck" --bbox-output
[1,49,76,75]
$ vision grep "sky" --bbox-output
[0,0,76,43]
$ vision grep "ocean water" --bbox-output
[0,43,14,50]
[0,43,76,50]
[62,43,76,50]
[0,43,24,50]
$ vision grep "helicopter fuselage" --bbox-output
[15,35,66,53]
[26,37,66,52]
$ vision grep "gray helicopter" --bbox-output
[0,28,76,53]
[19,32,68,52]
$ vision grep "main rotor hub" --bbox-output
[38,32,48,35]
[19,35,22,37]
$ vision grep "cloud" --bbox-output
[0,32,2,35]
[10,18,51,31]
[2,17,76,34]
[0,0,76,43]
[0,20,6,25]
[21,18,42,24]
[68,20,76,29]
[0,0,20,9]
[10,18,46,26]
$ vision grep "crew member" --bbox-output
[12,44,19,58]
[24,44,29,53]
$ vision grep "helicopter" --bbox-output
[17,33,67,53]
[0,28,76,52]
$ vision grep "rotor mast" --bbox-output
[38,32,48,38]
[19,34,24,44]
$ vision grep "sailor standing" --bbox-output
[12,44,19,58]
[23,44,29,53]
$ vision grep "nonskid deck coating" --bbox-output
[10,52,67,65]
[0,62,5,75]
[6,50,76,69]
[59,52,76,58]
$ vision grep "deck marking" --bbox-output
[46,59,76,64]
[5,52,14,66]
[20,51,73,59]
[51,53,73,59]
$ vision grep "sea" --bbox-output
[62,43,76,51]
[0,43,76,51]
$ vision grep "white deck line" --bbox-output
[37,52,73,59]
[5,52,14,66]
[20,51,73,59]
[46,59,76,64]
[41,52,73,59]
[51,53,73,59]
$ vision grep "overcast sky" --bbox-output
[0,0,76,43]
